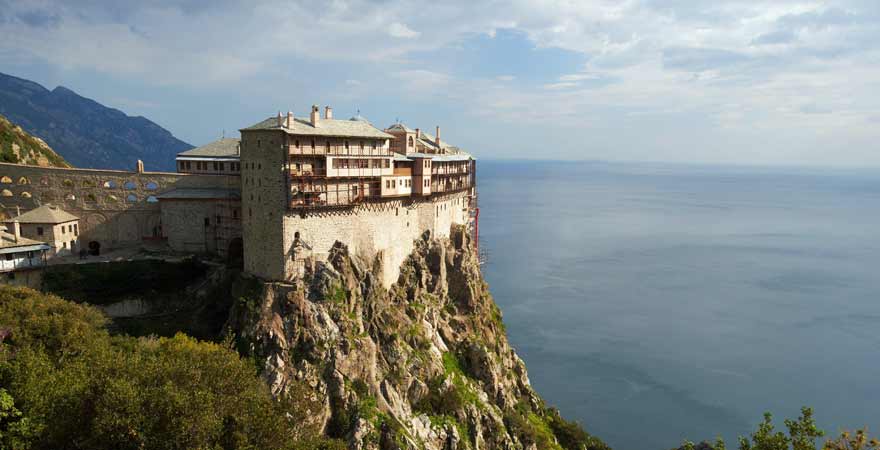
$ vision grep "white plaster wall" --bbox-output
[281,190,469,287]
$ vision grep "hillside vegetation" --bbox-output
[0,114,70,168]
[0,285,344,450]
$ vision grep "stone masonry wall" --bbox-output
[281,190,470,287]
[0,162,240,252]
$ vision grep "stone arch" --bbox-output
[20,192,31,198]
[17,177,29,185]
[1,189,12,197]
[0,176,11,184]
[86,213,107,235]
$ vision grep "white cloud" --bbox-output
[2,0,880,165]
[387,22,420,39]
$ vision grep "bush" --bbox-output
[0,285,341,450]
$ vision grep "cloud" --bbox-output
[751,30,797,46]
[387,22,420,39]
[2,0,880,165]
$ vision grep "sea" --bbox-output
[477,160,880,450]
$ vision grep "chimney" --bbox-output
[136,160,145,173]
[286,111,293,128]
[277,111,283,127]
[415,128,421,139]
[11,220,20,244]
[310,105,320,127]
[435,126,441,148]
[324,106,333,120]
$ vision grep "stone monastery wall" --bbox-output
[0,162,239,252]
[282,191,470,288]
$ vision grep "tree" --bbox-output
[0,285,341,450]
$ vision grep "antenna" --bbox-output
[221,129,225,139]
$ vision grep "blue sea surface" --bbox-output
[477,160,880,450]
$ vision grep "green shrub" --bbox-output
[0,285,341,450]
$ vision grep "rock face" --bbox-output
[227,226,608,450]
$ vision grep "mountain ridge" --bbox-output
[0,72,191,171]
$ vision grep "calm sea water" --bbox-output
[477,160,880,450]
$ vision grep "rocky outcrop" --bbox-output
[226,226,608,450]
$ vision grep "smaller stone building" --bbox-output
[0,223,50,287]
[6,204,80,256]
[176,138,241,175]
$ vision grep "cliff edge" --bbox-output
[226,226,609,450]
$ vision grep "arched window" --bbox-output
[106,195,119,203]
[85,193,97,203]
[124,181,136,190]
[103,180,117,188]
[40,176,49,186]
[146,196,158,203]
[82,179,95,187]
[408,136,414,147]
[126,194,138,202]
[1,176,13,184]
[63,179,74,187]
[65,193,76,202]
[17,177,29,185]
[145,181,158,190]
[0,189,12,197]
[20,192,31,198]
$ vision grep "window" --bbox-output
[124,181,136,190]
[5,254,12,261]
[216,215,222,224]
[146,196,158,203]
[257,139,261,148]
[392,180,396,188]
[232,209,239,219]
[311,139,315,149]
[213,162,220,171]
[74,224,78,236]
[204,217,210,227]
[408,136,414,147]
[27,251,33,259]
[295,140,300,148]
[386,180,390,188]
[37,227,43,236]
[344,141,349,150]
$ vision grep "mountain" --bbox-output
[0,72,191,171]
[0,113,71,168]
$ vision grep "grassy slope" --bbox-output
[0,113,71,167]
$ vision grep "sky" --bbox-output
[1,0,879,167]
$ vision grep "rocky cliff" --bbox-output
[226,226,609,450]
